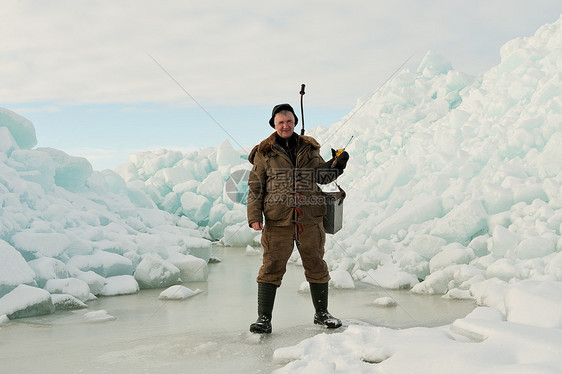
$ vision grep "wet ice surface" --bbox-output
[1,247,475,373]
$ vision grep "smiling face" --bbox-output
[274,111,295,139]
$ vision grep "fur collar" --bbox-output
[248,132,321,164]
[257,132,320,153]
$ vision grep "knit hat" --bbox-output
[269,103,298,128]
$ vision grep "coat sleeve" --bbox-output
[247,147,266,226]
[314,155,344,185]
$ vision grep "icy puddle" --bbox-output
[0,246,475,373]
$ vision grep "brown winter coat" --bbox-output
[247,132,336,227]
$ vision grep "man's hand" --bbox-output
[250,222,263,231]
[331,149,349,169]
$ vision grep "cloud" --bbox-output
[10,105,61,114]
[2,0,561,109]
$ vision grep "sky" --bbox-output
[2,0,562,170]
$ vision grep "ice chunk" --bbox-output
[443,288,472,300]
[513,236,555,259]
[12,231,71,258]
[372,297,397,307]
[27,258,71,289]
[183,238,212,262]
[0,107,37,149]
[36,147,93,191]
[446,71,473,93]
[408,235,447,260]
[209,221,225,241]
[354,248,386,272]
[429,243,474,273]
[0,284,54,319]
[51,294,88,311]
[100,275,139,296]
[537,132,562,178]
[430,199,488,244]
[130,149,182,178]
[196,171,224,200]
[83,310,116,322]
[167,252,208,282]
[220,222,259,247]
[481,183,513,214]
[65,232,95,257]
[245,245,261,256]
[114,162,139,182]
[329,269,355,289]
[134,232,169,257]
[67,251,134,277]
[216,139,240,168]
[97,169,128,195]
[180,191,211,223]
[45,278,91,302]
[464,306,505,322]
[467,235,490,257]
[512,183,548,204]
[157,165,194,190]
[127,186,156,209]
[222,208,247,226]
[395,249,429,280]
[158,285,203,300]
[375,157,416,201]
[136,207,177,228]
[160,191,181,214]
[208,203,229,227]
[0,127,18,155]
[172,179,200,195]
[297,281,310,293]
[68,268,106,295]
[490,225,519,258]
[545,252,562,280]
[373,195,443,238]
[417,51,453,78]
[362,264,418,289]
[470,278,508,313]
[0,239,36,297]
[411,270,450,294]
[3,153,53,204]
[133,254,181,289]
[505,280,562,328]
[486,259,523,282]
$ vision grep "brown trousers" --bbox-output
[257,222,330,286]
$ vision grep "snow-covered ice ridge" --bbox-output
[268,15,562,373]
[308,14,562,300]
[0,108,214,316]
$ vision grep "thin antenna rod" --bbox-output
[299,84,306,136]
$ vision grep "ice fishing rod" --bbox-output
[299,84,306,135]
[331,135,354,168]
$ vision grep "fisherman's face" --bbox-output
[274,112,295,139]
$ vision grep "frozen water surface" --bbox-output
[0,247,475,374]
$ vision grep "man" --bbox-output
[247,103,349,334]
